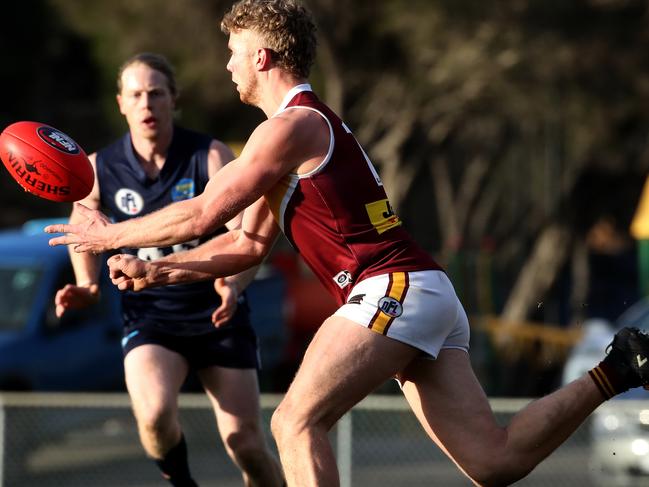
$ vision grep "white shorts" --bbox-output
[333,270,470,359]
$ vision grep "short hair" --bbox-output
[116,52,178,97]
[221,0,317,79]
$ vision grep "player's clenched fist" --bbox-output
[108,254,149,291]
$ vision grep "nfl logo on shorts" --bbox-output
[378,296,403,317]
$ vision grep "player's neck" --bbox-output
[259,73,308,118]
[130,126,173,177]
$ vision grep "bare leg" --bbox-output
[271,316,420,487]
[124,344,189,458]
[399,349,604,486]
[198,366,284,487]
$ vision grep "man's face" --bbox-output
[226,29,261,106]
[116,63,175,140]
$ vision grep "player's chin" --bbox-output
[135,125,158,140]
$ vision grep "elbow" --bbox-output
[249,245,267,266]
[243,240,268,267]
[235,231,270,267]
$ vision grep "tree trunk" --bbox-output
[502,223,573,322]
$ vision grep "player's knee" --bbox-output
[271,402,302,447]
[223,426,268,472]
[463,455,533,487]
[270,405,287,444]
[135,402,175,439]
[271,399,330,450]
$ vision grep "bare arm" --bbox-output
[69,154,103,283]
[108,197,280,291]
[211,266,260,327]
[207,139,263,325]
[220,265,259,296]
[54,154,102,316]
[45,115,308,253]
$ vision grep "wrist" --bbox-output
[77,280,99,291]
[225,278,241,297]
[146,262,159,287]
[76,281,97,288]
[107,225,120,251]
[76,281,100,298]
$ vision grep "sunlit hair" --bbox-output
[116,52,178,97]
[221,0,317,79]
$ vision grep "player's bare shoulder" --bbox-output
[275,106,326,136]
[250,110,328,170]
[207,139,236,177]
[79,152,101,208]
[280,108,330,170]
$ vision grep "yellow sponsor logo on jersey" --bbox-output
[365,199,402,234]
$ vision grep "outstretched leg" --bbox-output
[399,327,649,486]
[399,349,604,486]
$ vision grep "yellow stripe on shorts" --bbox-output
[368,272,408,335]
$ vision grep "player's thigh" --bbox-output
[279,314,420,430]
[124,344,190,415]
[399,349,504,464]
[198,366,263,434]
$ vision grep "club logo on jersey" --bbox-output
[171,178,196,201]
[333,270,353,289]
[378,296,403,318]
[115,188,144,215]
[365,199,402,235]
[37,126,80,155]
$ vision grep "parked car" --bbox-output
[0,219,298,393]
[563,300,649,486]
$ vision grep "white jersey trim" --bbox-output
[277,174,299,233]
[280,105,334,179]
[274,83,313,115]
[273,83,334,179]
[272,84,334,229]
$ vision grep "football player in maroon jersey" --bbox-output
[47,1,649,486]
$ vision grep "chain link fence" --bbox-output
[0,392,645,486]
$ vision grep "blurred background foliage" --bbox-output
[1,0,648,359]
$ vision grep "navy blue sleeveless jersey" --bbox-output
[96,126,248,336]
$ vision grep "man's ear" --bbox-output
[257,47,274,71]
[116,94,126,115]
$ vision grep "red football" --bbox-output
[0,121,94,202]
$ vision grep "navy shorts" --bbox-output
[121,321,260,370]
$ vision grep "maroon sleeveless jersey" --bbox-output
[265,85,442,305]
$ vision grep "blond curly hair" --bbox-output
[221,0,317,79]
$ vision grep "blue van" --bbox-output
[0,220,124,391]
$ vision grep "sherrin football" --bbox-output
[0,121,93,202]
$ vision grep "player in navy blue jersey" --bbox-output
[53,52,283,487]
